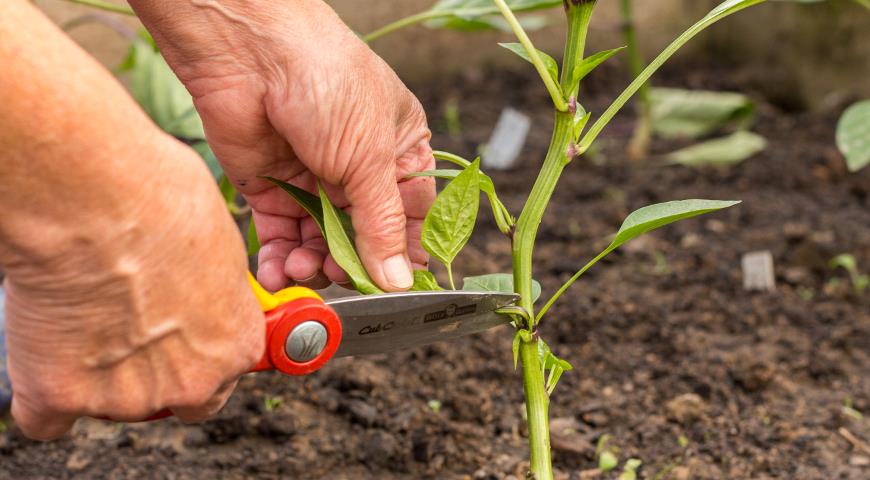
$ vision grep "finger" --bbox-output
[323,255,350,285]
[398,173,436,220]
[11,395,77,441]
[170,380,237,424]
[343,165,413,292]
[284,245,325,283]
[253,210,301,292]
[257,240,294,292]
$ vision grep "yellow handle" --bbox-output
[247,272,322,312]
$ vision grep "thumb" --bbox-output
[343,165,413,292]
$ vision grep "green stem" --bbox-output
[511,4,596,479]
[492,0,567,112]
[512,112,573,322]
[60,0,136,15]
[520,338,551,480]
[363,10,449,43]
[560,1,595,98]
[433,150,472,167]
[620,0,652,159]
[446,263,456,290]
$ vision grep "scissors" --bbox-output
[140,274,518,420]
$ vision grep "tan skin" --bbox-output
[0,0,434,439]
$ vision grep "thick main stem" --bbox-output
[511,106,572,480]
[511,3,596,479]
[520,339,550,478]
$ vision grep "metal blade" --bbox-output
[326,291,519,358]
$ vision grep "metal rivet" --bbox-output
[285,321,328,362]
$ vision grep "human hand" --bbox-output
[130,0,436,293]
[1,0,266,439]
[2,139,264,439]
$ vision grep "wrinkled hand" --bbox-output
[4,140,263,439]
[134,0,435,293]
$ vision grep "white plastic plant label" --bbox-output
[482,107,531,171]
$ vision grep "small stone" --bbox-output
[257,414,296,440]
[706,219,726,233]
[666,393,707,423]
[65,450,91,471]
[849,455,870,467]
[671,466,691,480]
[680,233,703,248]
[343,399,378,427]
[361,431,399,466]
[783,266,810,284]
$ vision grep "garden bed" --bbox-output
[1,64,868,479]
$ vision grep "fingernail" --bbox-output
[383,254,413,289]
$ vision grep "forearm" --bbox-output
[0,1,192,274]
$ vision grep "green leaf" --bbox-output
[120,32,204,140]
[318,184,382,295]
[246,217,260,257]
[408,168,514,235]
[542,347,573,395]
[499,42,560,87]
[611,200,741,255]
[425,0,561,32]
[411,270,443,291]
[512,332,522,370]
[599,451,619,472]
[462,273,542,303]
[651,87,756,139]
[573,111,592,142]
[666,131,767,167]
[579,0,768,151]
[422,159,481,269]
[618,459,643,480]
[406,169,496,196]
[836,99,870,172]
[264,177,354,242]
[571,46,627,87]
[538,200,740,320]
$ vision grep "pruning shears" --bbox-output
[140,273,518,420]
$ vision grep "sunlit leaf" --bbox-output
[264,177,354,241]
[538,200,741,319]
[499,42,560,87]
[571,46,627,87]
[666,131,767,167]
[836,99,870,172]
[425,0,561,31]
[422,159,481,276]
[411,270,443,291]
[318,184,382,294]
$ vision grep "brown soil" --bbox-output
[2,65,869,479]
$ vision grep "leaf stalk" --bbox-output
[492,0,568,112]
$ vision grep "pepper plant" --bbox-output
[67,0,770,477]
[272,1,767,478]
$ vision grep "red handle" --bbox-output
[102,297,342,422]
